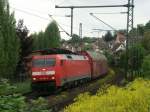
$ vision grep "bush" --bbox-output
[0,79,16,95]
[64,78,150,112]
[104,50,114,66]
[142,54,150,78]
[0,79,49,112]
[0,79,31,95]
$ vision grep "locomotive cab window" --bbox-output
[32,58,56,67]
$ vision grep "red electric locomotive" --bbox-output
[30,48,108,91]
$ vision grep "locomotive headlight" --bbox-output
[33,78,36,80]
[46,71,55,75]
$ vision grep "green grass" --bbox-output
[13,80,31,94]
[0,80,31,95]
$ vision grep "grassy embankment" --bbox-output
[64,77,150,112]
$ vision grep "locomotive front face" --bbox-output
[31,56,56,82]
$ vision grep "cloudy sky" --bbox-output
[9,0,150,40]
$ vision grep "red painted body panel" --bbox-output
[61,60,91,83]
[31,54,91,87]
[78,51,108,79]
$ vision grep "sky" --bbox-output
[9,0,150,40]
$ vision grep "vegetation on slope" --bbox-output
[65,78,150,112]
[0,79,49,112]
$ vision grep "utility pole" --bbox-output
[71,8,74,36]
[79,23,82,38]
[125,0,134,79]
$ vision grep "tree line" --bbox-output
[0,0,61,80]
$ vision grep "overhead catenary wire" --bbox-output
[92,12,127,14]
[10,4,123,38]
[10,6,50,21]
[92,28,115,31]
[57,0,68,5]
[48,14,71,37]
[90,13,117,32]
[10,6,79,36]
[10,6,71,19]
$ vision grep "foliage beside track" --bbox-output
[0,79,49,112]
[142,54,150,79]
[0,95,49,112]
[0,79,31,95]
[64,78,150,112]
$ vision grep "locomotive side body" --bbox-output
[31,54,91,90]
[59,55,91,86]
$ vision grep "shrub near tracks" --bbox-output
[64,78,150,112]
[0,79,49,112]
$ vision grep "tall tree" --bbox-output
[145,20,150,30]
[16,20,33,75]
[16,19,32,57]
[32,31,45,50]
[103,31,114,42]
[137,24,144,36]
[44,20,61,48]
[32,20,61,50]
[69,34,81,44]
[0,0,20,79]
[142,31,150,53]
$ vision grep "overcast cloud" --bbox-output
[9,0,150,39]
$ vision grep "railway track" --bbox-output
[24,69,125,112]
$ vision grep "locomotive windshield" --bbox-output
[32,58,56,67]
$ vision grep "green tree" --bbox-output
[69,34,81,44]
[0,0,20,79]
[128,44,145,71]
[145,20,150,30]
[83,44,93,51]
[16,19,32,57]
[142,30,150,53]
[137,24,145,36]
[16,20,33,76]
[119,44,145,79]
[44,20,61,48]
[32,31,45,50]
[142,54,150,78]
[82,37,94,43]
[32,21,61,50]
[102,31,114,42]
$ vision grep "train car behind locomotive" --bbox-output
[78,51,108,79]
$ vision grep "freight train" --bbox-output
[29,48,108,91]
